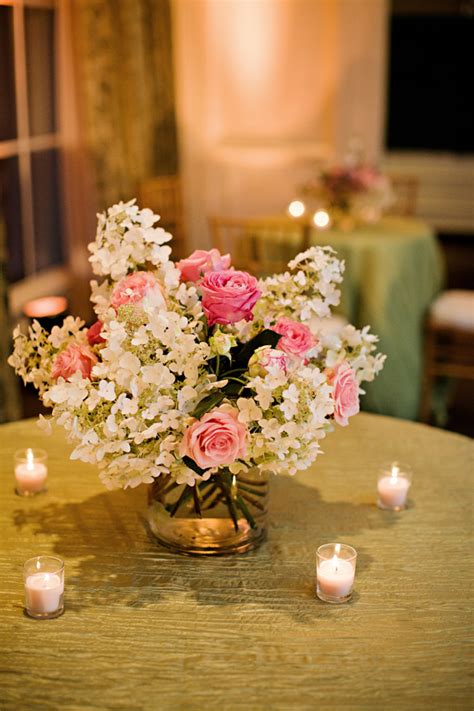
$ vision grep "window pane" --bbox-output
[0,157,24,283]
[31,149,64,271]
[25,8,56,136]
[0,7,18,141]
[387,13,473,152]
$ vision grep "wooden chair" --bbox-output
[209,216,311,276]
[387,175,419,217]
[419,290,474,423]
[138,175,187,260]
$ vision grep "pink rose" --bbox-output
[52,343,98,381]
[331,362,359,426]
[200,270,261,326]
[87,320,105,345]
[110,271,165,311]
[177,249,231,283]
[273,317,317,358]
[180,405,247,469]
[248,346,289,378]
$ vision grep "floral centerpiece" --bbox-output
[301,163,394,229]
[9,200,385,555]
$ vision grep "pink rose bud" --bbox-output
[87,320,105,345]
[273,317,318,358]
[52,343,98,381]
[248,346,289,378]
[200,270,261,327]
[331,361,360,426]
[177,249,231,283]
[180,405,248,469]
[110,271,165,311]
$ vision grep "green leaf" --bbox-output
[228,329,280,371]
[191,391,225,419]
[182,455,206,477]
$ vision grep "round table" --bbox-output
[253,216,445,420]
[0,415,472,710]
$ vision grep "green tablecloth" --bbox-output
[0,415,472,710]
[255,217,444,420]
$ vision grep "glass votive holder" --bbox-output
[14,448,48,496]
[377,461,412,511]
[24,556,65,619]
[316,543,357,604]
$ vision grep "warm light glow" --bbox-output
[231,474,238,501]
[23,296,68,319]
[332,543,341,571]
[391,464,400,479]
[26,448,34,471]
[313,209,330,229]
[288,200,305,218]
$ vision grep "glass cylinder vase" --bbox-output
[147,467,269,556]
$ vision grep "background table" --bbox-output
[254,216,444,420]
[1,415,472,710]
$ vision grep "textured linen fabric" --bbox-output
[0,414,472,710]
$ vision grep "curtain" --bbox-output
[72,0,178,210]
[0,220,21,422]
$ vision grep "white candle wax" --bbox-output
[25,573,63,614]
[377,475,410,509]
[317,558,355,598]
[15,462,47,493]
[15,449,47,494]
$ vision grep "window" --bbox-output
[0,0,65,285]
[386,1,473,153]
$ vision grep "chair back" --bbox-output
[138,175,186,259]
[209,216,309,276]
[387,174,419,217]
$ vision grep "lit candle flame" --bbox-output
[391,464,400,480]
[332,543,341,572]
[26,448,34,471]
[288,200,305,218]
[313,209,330,229]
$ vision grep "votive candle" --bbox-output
[24,556,64,619]
[377,461,412,511]
[316,543,357,604]
[14,448,48,496]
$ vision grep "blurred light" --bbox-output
[313,209,330,229]
[288,200,305,218]
[23,296,68,318]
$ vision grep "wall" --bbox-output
[172,0,389,248]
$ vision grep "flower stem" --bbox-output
[192,485,202,517]
[218,478,240,532]
[235,494,257,529]
[168,485,193,517]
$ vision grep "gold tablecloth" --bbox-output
[0,415,472,710]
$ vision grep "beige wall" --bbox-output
[172,0,388,248]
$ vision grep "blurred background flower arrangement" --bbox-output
[296,161,395,231]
